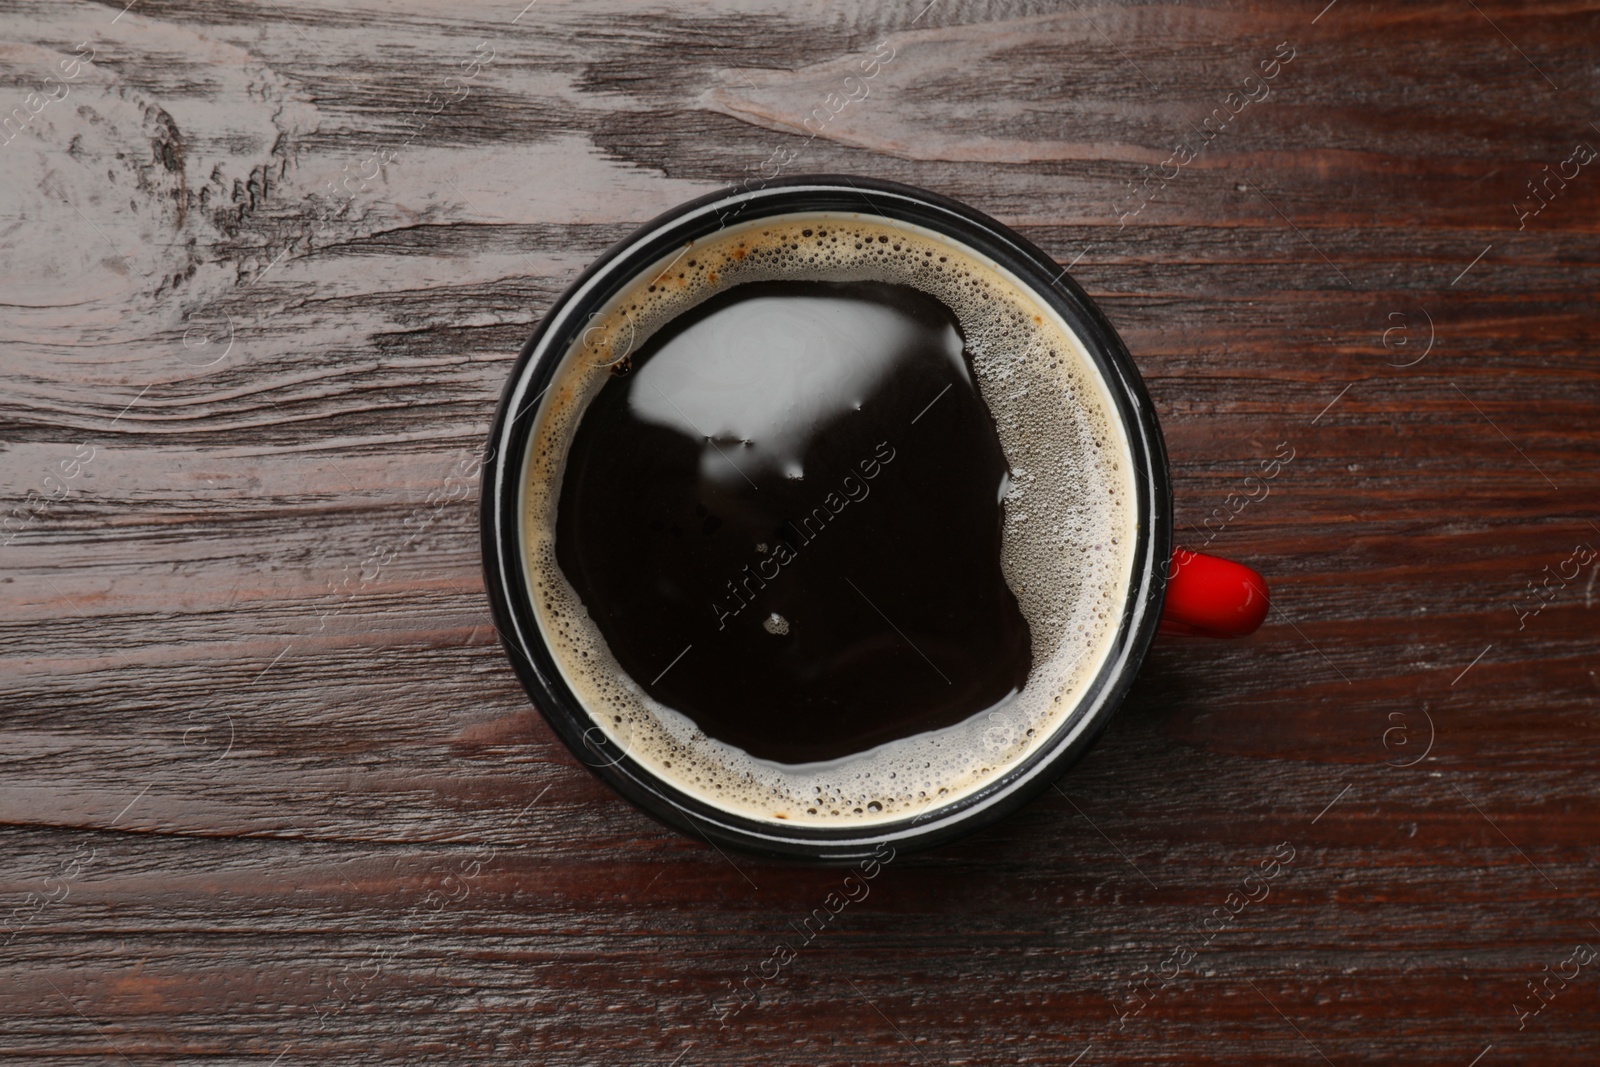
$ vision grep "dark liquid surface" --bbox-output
[554,279,1032,764]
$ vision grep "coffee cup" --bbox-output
[481,176,1268,861]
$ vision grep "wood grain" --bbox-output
[3,0,1598,1063]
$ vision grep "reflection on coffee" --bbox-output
[555,280,1033,764]
[523,214,1135,826]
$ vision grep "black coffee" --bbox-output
[523,215,1134,824]
[555,279,1032,764]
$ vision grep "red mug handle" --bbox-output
[1159,549,1270,638]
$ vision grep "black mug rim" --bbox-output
[480,175,1173,863]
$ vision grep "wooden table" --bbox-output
[4,1,1597,1063]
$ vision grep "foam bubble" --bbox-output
[521,212,1136,826]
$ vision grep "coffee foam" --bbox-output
[521,211,1136,827]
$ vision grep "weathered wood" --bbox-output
[3,0,1598,1063]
